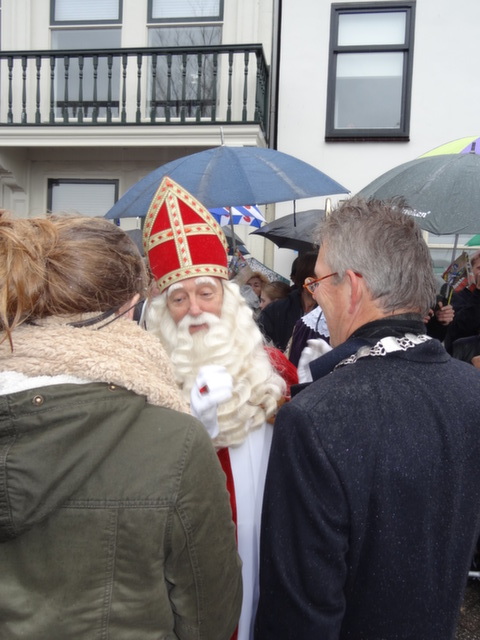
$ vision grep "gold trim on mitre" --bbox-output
[157,263,230,293]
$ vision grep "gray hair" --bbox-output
[314,197,437,316]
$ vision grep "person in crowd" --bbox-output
[424,300,455,341]
[287,297,330,368]
[288,256,299,288]
[444,249,480,351]
[0,212,242,640]
[257,250,318,352]
[255,198,480,640]
[259,280,290,311]
[451,334,480,364]
[454,250,480,311]
[247,271,270,299]
[237,271,270,318]
[143,177,288,640]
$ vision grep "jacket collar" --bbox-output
[308,314,439,383]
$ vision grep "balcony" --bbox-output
[0,44,269,134]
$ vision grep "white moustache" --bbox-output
[178,312,221,331]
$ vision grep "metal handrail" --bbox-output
[0,44,269,130]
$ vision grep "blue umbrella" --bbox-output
[105,146,349,219]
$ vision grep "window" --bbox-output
[48,179,118,216]
[148,0,223,119]
[50,1,122,120]
[51,0,122,24]
[326,2,415,141]
[148,0,223,22]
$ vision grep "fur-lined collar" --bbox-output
[0,316,187,414]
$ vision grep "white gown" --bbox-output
[224,422,273,640]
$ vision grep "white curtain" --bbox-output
[51,182,117,217]
[151,0,220,20]
[54,0,120,22]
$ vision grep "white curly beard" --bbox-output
[145,280,285,447]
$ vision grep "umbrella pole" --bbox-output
[325,197,332,217]
[229,206,237,254]
[451,234,459,262]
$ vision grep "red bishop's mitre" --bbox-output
[143,177,229,293]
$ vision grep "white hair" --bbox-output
[145,279,285,448]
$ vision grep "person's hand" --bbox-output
[435,302,454,326]
[190,365,233,439]
[423,308,434,324]
[297,338,333,384]
[471,355,480,369]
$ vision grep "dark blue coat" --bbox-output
[445,288,480,352]
[257,288,304,352]
[256,334,480,639]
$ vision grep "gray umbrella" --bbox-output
[356,152,480,235]
[250,209,324,252]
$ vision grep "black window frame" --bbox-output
[325,1,416,142]
[50,0,123,26]
[147,0,224,24]
[47,178,119,214]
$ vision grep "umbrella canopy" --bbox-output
[105,146,349,219]
[221,226,249,255]
[125,228,144,256]
[250,209,324,252]
[421,136,480,156]
[355,150,480,235]
[466,234,480,247]
[245,256,289,284]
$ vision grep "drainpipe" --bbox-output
[269,0,282,151]
[262,0,283,271]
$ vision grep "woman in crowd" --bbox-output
[0,212,242,640]
[259,280,290,311]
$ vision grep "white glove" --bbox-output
[297,338,333,384]
[190,365,233,439]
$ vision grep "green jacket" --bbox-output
[0,381,242,639]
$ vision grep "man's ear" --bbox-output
[345,270,363,315]
[117,293,141,320]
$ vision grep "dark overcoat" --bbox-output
[256,337,480,639]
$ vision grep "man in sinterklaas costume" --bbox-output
[143,176,296,640]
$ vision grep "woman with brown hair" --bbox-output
[259,280,290,311]
[0,213,241,639]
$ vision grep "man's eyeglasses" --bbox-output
[303,272,338,294]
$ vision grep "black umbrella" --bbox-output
[356,151,480,235]
[221,226,249,255]
[250,209,324,252]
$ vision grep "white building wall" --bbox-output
[272,0,480,275]
[277,0,480,196]
[2,0,479,275]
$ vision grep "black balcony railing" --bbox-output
[0,44,269,131]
